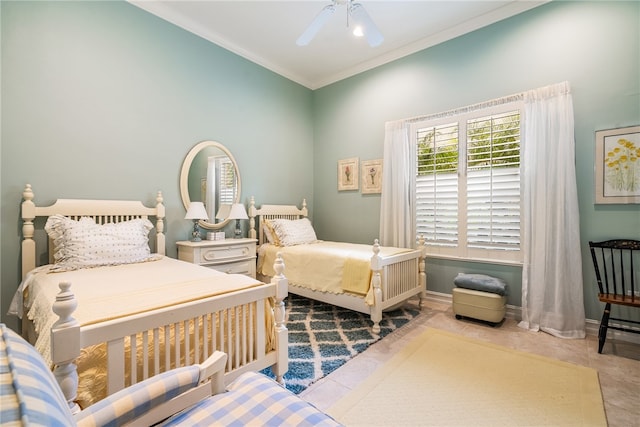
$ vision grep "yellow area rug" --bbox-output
[327,328,607,426]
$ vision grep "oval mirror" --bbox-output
[180,141,241,230]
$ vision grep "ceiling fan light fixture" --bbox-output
[349,2,383,47]
[297,0,383,47]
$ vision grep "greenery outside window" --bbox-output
[411,103,523,264]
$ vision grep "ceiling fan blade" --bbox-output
[296,4,336,46]
[350,3,384,47]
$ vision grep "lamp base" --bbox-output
[191,220,202,242]
[234,219,242,239]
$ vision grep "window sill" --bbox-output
[425,253,523,267]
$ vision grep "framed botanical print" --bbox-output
[361,159,383,194]
[338,157,359,191]
[594,125,640,204]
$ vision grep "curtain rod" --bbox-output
[392,81,570,125]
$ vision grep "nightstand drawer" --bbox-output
[176,238,257,279]
[200,244,253,263]
[208,259,254,275]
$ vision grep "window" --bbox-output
[206,156,236,220]
[412,103,523,263]
[217,157,236,204]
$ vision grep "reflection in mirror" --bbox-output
[180,141,241,230]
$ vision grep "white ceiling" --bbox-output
[129,1,547,90]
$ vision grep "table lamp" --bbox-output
[215,204,231,222]
[228,203,248,238]
[185,202,208,241]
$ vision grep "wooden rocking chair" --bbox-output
[588,239,640,354]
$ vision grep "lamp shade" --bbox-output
[227,203,248,220]
[215,204,232,220]
[184,202,208,220]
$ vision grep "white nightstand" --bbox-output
[177,238,257,278]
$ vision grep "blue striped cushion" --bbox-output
[160,371,342,427]
[75,365,199,427]
[0,324,75,427]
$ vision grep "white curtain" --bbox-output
[518,81,586,339]
[379,120,416,248]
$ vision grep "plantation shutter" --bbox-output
[218,158,236,204]
[466,111,521,254]
[416,122,459,249]
[413,104,522,263]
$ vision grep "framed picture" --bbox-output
[595,125,640,204]
[361,159,383,194]
[338,157,359,191]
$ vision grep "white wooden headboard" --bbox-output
[21,184,166,279]
[248,196,308,246]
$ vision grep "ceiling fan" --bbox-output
[296,0,384,47]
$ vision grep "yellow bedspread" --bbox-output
[18,256,272,407]
[258,241,412,303]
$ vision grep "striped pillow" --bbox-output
[75,366,199,427]
[0,324,75,426]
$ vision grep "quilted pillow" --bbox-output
[45,215,156,272]
[269,218,317,247]
[262,219,280,245]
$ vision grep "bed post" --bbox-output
[21,184,37,279]
[270,253,288,383]
[155,191,166,255]
[248,196,257,240]
[370,240,383,334]
[51,282,81,414]
[417,235,427,307]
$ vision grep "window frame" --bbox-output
[410,101,524,265]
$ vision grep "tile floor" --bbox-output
[300,298,640,427]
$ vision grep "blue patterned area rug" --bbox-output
[262,293,421,394]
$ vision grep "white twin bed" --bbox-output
[248,196,427,333]
[12,184,288,412]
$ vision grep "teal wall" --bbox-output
[2,1,639,331]
[312,1,640,320]
[0,1,314,330]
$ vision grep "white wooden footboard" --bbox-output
[285,239,425,334]
[368,237,426,333]
[379,236,427,305]
[51,256,288,414]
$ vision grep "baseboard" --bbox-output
[424,290,640,344]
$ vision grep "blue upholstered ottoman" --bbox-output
[452,274,508,325]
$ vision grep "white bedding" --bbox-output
[13,256,263,366]
[257,241,412,304]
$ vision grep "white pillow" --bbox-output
[262,220,278,245]
[45,215,156,272]
[269,218,317,246]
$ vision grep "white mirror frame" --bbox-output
[180,140,242,230]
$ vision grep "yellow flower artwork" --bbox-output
[605,138,639,192]
[596,126,640,204]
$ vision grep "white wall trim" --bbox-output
[425,290,640,344]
